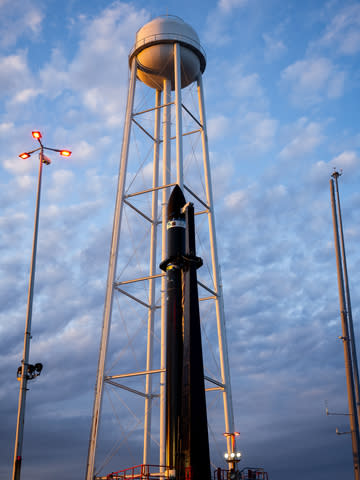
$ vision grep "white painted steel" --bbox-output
[197,73,235,454]
[85,58,137,480]
[174,43,184,189]
[143,88,161,464]
[159,78,171,469]
[130,15,205,90]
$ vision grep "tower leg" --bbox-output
[197,74,235,453]
[85,58,137,480]
[160,78,172,469]
[174,43,184,189]
[143,88,161,464]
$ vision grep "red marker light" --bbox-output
[19,152,31,159]
[32,131,42,139]
[59,150,71,157]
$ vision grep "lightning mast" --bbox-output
[330,170,360,480]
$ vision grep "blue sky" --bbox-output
[1,0,360,479]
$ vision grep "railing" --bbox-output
[129,33,206,67]
[213,467,269,480]
[104,464,169,479]
[102,464,269,480]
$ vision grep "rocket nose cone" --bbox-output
[167,185,186,221]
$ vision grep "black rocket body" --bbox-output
[160,185,211,480]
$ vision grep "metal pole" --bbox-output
[160,78,171,469]
[12,149,44,480]
[197,74,235,456]
[85,58,137,480]
[174,43,184,189]
[143,88,161,464]
[333,172,360,421]
[330,177,360,480]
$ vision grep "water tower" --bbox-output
[85,16,235,479]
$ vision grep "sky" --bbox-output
[1,0,360,479]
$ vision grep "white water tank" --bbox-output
[129,15,206,90]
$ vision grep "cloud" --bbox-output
[318,3,360,55]
[280,57,345,106]
[204,0,249,45]
[238,112,278,154]
[310,150,360,185]
[227,69,265,100]
[36,2,149,126]
[47,170,75,202]
[217,0,249,14]
[0,0,44,47]
[10,88,41,104]
[207,115,231,140]
[263,32,287,62]
[0,51,33,95]
[279,117,325,159]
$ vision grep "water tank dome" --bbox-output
[129,15,206,90]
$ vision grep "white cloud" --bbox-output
[70,140,95,164]
[279,117,325,159]
[39,49,69,99]
[263,33,287,62]
[280,57,345,106]
[330,150,359,171]
[239,112,278,154]
[207,115,231,140]
[318,4,360,55]
[37,2,149,125]
[224,189,249,210]
[0,0,44,47]
[310,151,360,184]
[10,88,41,104]
[0,52,32,94]
[218,0,249,14]
[230,71,264,99]
[204,0,249,45]
[224,63,268,110]
[47,170,75,202]
[0,122,14,134]
[3,155,35,175]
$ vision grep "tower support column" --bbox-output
[160,78,172,469]
[197,74,235,453]
[85,58,137,480]
[143,88,162,464]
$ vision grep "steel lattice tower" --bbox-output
[85,15,235,480]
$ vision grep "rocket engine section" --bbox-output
[160,185,211,480]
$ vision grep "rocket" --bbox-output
[160,185,211,480]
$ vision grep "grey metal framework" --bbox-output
[85,38,234,480]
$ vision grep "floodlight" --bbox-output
[59,150,71,157]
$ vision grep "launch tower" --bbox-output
[85,15,235,479]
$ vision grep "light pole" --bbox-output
[224,431,242,478]
[12,131,71,480]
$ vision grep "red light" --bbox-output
[32,131,42,139]
[19,152,31,159]
[59,150,71,157]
